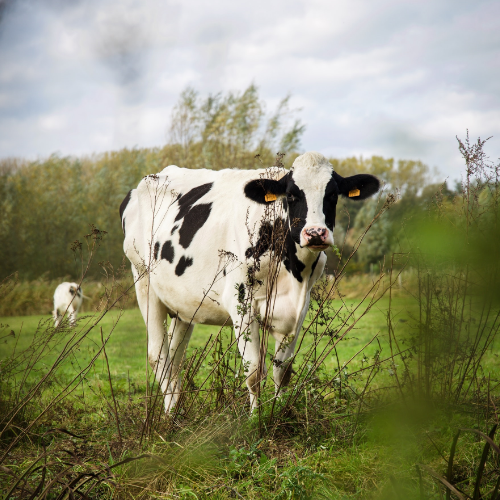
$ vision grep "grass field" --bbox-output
[0,296,415,400]
[2,291,500,499]
[3,294,498,390]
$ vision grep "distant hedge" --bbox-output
[0,86,449,283]
[0,145,450,283]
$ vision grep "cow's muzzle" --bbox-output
[302,226,331,250]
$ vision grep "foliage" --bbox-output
[0,273,135,317]
[0,85,454,285]
[0,81,499,498]
[169,84,305,170]
[0,151,446,286]
[0,148,158,281]
[418,424,500,500]
[395,134,500,405]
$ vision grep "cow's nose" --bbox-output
[302,226,329,245]
[305,227,327,238]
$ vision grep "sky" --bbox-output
[0,0,499,179]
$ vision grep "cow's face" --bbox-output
[245,152,380,251]
[69,285,82,297]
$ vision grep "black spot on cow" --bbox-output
[322,174,339,232]
[174,183,214,248]
[178,203,212,248]
[119,190,133,234]
[69,286,76,296]
[237,283,245,303]
[175,255,193,276]
[284,173,308,246]
[223,267,226,276]
[246,265,263,287]
[154,242,160,260]
[282,234,306,282]
[171,225,179,235]
[245,219,286,266]
[161,241,175,263]
[245,218,305,283]
[310,253,321,277]
[175,183,213,222]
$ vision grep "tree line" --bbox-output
[0,85,455,282]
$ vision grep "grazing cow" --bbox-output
[121,151,380,412]
[53,282,84,327]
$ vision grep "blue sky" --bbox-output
[0,0,499,179]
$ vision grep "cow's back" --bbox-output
[122,165,278,324]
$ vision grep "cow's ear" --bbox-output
[333,172,380,200]
[244,174,288,204]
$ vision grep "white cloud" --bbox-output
[0,0,499,178]
[39,113,67,131]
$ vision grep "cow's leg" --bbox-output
[272,293,310,395]
[132,267,171,411]
[68,305,77,327]
[53,309,62,327]
[234,315,267,412]
[272,332,299,395]
[224,279,267,411]
[163,317,194,411]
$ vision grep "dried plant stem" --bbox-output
[101,326,122,445]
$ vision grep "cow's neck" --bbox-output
[296,244,322,264]
[282,232,320,284]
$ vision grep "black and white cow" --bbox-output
[120,151,379,412]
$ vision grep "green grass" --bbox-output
[0,296,413,395]
[4,293,498,404]
[2,295,499,499]
[2,291,498,423]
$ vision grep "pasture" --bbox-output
[1,136,500,498]
[2,283,499,499]
[0,297,402,403]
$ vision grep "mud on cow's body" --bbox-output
[120,152,380,412]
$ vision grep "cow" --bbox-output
[120,151,380,412]
[53,282,84,327]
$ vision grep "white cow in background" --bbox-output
[53,282,84,327]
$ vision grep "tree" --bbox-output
[168,85,305,170]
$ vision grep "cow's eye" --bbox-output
[287,193,297,202]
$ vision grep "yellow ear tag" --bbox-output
[348,188,361,198]
[265,193,277,202]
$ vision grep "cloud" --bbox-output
[0,0,12,27]
[0,0,499,177]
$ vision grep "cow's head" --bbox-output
[244,152,380,251]
[69,285,82,297]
